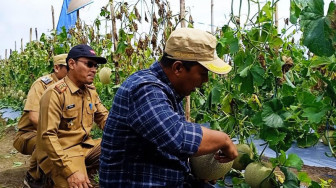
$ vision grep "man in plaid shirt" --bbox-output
[100,28,238,187]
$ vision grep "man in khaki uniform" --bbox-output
[14,54,68,155]
[36,44,109,188]
[13,54,68,185]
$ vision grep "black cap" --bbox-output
[66,44,107,64]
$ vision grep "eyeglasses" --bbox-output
[76,59,99,69]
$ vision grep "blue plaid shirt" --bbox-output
[100,61,203,187]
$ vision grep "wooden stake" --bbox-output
[110,0,119,84]
[180,0,186,28]
[211,0,214,34]
[179,0,190,121]
[275,2,279,31]
[35,28,38,41]
[30,28,32,42]
[52,5,55,30]
[15,41,17,51]
[5,49,7,60]
[110,0,117,51]
[21,38,23,52]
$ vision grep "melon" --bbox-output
[99,67,112,84]
[245,162,274,188]
[322,130,335,146]
[190,153,233,181]
[232,144,253,170]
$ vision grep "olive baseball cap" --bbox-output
[66,44,107,64]
[53,54,68,66]
[164,28,232,74]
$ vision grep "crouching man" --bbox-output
[36,44,109,187]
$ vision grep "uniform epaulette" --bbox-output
[54,82,68,94]
[41,76,53,85]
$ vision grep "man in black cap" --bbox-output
[35,44,109,188]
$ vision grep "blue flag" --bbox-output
[56,0,77,33]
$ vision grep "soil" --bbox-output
[0,126,335,187]
[0,126,99,188]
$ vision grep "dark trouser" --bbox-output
[183,173,215,188]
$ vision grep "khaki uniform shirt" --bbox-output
[37,76,108,178]
[18,73,59,132]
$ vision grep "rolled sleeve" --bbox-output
[181,122,203,155]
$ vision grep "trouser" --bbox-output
[13,131,41,180]
[13,131,36,155]
[47,139,101,188]
[183,173,215,188]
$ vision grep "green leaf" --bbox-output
[210,87,221,105]
[250,65,265,86]
[302,107,327,123]
[239,65,250,77]
[269,59,283,77]
[297,133,319,148]
[310,56,335,67]
[116,42,127,54]
[280,166,300,188]
[233,51,246,67]
[13,162,23,167]
[300,0,336,57]
[309,181,322,188]
[241,72,254,94]
[269,37,284,48]
[257,2,273,23]
[290,0,302,24]
[298,172,312,184]
[261,128,287,146]
[221,93,232,113]
[262,99,285,128]
[279,150,287,164]
[284,153,304,170]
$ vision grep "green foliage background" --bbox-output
[1,0,336,186]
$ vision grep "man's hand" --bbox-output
[67,171,93,188]
[214,143,238,163]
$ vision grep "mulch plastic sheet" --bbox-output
[0,108,21,120]
[252,138,336,169]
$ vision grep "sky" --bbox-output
[1,0,330,59]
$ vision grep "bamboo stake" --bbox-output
[30,28,32,42]
[52,5,55,30]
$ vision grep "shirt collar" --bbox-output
[150,61,184,102]
[64,76,81,94]
[50,73,58,82]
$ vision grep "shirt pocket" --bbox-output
[60,109,79,130]
[85,104,96,126]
